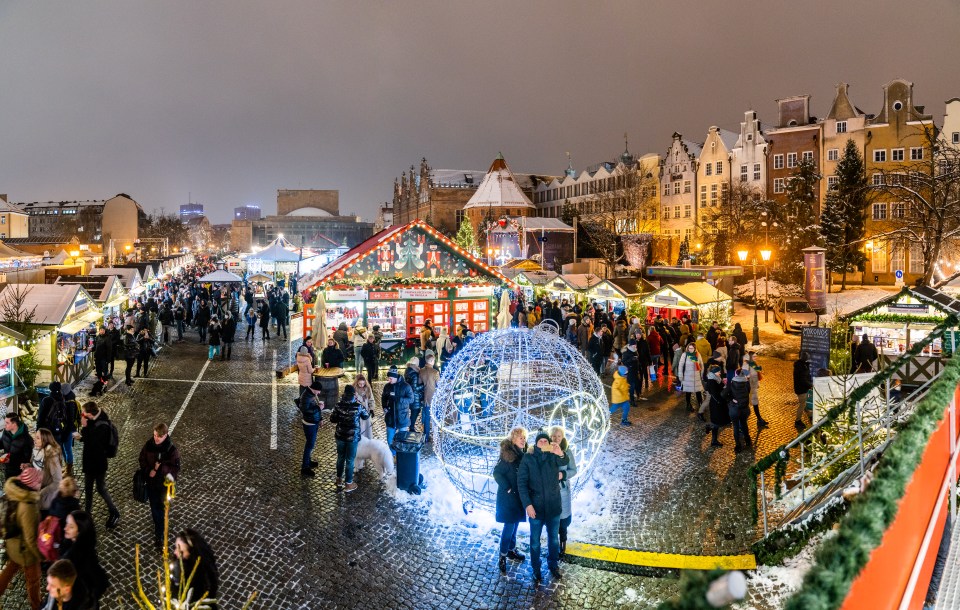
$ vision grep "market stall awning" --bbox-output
[842,285,960,321]
[0,346,28,360]
[252,241,301,263]
[596,277,657,299]
[58,309,103,335]
[639,282,732,309]
[247,273,274,283]
[198,269,243,283]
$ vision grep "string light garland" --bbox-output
[431,324,609,511]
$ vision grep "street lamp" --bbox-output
[760,248,772,323]
[737,249,761,346]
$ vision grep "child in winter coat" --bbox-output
[609,366,632,426]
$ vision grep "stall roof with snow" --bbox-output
[841,285,960,323]
[514,270,560,287]
[639,282,733,310]
[89,267,144,295]
[0,283,100,329]
[55,275,127,306]
[300,219,514,294]
[562,273,604,292]
[645,265,744,281]
[594,277,657,300]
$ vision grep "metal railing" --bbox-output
[753,323,954,539]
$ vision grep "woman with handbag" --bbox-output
[137,423,181,551]
[677,342,704,412]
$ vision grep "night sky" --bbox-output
[1,1,958,223]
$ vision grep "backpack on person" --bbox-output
[37,515,62,561]
[44,398,65,434]
[96,417,120,458]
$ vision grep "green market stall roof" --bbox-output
[842,285,960,324]
[639,282,733,310]
[301,219,515,294]
[594,277,657,299]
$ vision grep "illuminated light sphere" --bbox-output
[431,325,610,511]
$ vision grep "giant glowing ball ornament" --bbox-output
[431,325,609,511]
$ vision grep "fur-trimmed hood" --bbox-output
[499,439,525,462]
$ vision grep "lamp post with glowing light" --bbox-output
[737,248,768,346]
[760,212,777,322]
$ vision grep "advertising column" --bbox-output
[803,246,827,311]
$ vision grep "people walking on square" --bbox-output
[2,412,35,479]
[296,345,317,403]
[647,326,662,380]
[93,328,112,382]
[107,321,121,378]
[122,325,138,386]
[137,423,181,550]
[609,366,632,426]
[258,301,271,340]
[172,529,219,609]
[207,316,222,361]
[276,296,289,340]
[352,374,375,440]
[404,358,424,433]
[298,389,322,478]
[135,328,154,378]
[794,351,814,430]
[330,385,369,492]
[32,429,62,516]
[59,511,108,603]
[493,427,527,574]
[78,402,120,529]
[551,426,577,558]
[196,300,211,343]
[677,343,703,413]
[724,368,753,453]
[517,431,568,583]
[587,328,604,376]
[360,334,379,381]
[744,351,768,428]
[419,353,439,442]
[634,332,651,398]
[620,340,640,405]
[220,311,237,361]
[703,365,729,448]
[244,305,257,340]
[381,365,412,453]
[0,472,43,609]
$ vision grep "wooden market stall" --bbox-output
[0,283,102,385]
[90,267,145,306]
[587,277,657,317]
[638,281,733,325]
[512,270,559,302]
[55,274,129,323]
[300,220,515,361]
[843,285,960,385]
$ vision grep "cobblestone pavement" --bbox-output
[0,324,803,609]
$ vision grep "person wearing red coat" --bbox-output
[646,326,662,377]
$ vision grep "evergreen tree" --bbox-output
[768,157,823,285]
[676,237,690,265]
[454,217,478,256]
[820,141,869,291]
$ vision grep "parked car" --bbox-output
[774,297,818,333]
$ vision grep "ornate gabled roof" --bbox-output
[463,154,535,211]
[826,83,863,121]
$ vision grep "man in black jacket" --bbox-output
[79,402,120,529]
[587,329,604,376]
[793,351,814,430]
[93,328,112,381]
[0,413,34,479]
[138,422,181,550]
[517,431,569,583]
[330,385,370,492]
[43,559,95,610]
[220,311,237,361]
[108,321,122,379]
[122,326,138,386]
[381,366,412,454]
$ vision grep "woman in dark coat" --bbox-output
[172,529,219,609]
[703,365,730,448]
[492,427,528,574]
[60,510,109,605]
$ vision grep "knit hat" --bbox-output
[618,365,628,376]
[628,339,637,346]
[387,366,400,380]
[711,350,722,360]
[19,467,41,491]
[535,431,551,445]
[407,357,420,367]
[342,385,356,400]
[298,345,310,355]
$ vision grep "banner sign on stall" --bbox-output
[800,326,832,377]
[370,291,401,300]
[327,288,368,301]
[457,286,493,298]
[399,288,439,299]
[655,295,678,306]
[289,312,304,343]
[886,303,929,315]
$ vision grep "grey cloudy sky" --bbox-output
[2,1,958,223]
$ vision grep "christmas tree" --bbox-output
[676,237,690,266]
[454,217,478,256]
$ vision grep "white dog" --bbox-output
[354,437,394,478]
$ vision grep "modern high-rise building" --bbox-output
[179,203,204,222]
[234,204,261,221]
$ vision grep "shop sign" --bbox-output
[593,288,616,298]
[74,297,88,314]
[887,303,929,315]
[552,281,569,290]
[654,295,678,305]
[327,288,368,300]
[803,247,827,310]
[801,327,832,377]
[369,291,401,300]
[457,286,493,298]
[399,288,438,299]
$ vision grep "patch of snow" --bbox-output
[820,287,898,321]
[741,529,835,610]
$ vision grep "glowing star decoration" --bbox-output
[431,325,610,511]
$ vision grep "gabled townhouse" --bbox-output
[862,79,935,285]
[764,95,823,213]
[730,110,769,198]
[695,126,738,241]
[820,83,870,204]
[659,133,702,262]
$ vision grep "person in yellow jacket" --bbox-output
[609,366,633,426]
[695,333,712,363]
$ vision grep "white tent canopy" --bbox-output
[252,240,300,263]
[198,269,243,283]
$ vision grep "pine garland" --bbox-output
[784,355,960,610]
[851,312,945,325]
[751,497,848,566]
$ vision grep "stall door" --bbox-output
[408,301,450,341]
[453,299,489,333]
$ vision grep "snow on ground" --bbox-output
[740,529,834,609]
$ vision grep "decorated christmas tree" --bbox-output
[454,217,478,256]
[676,237,690,266]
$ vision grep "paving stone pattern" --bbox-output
[0,324,801,609]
